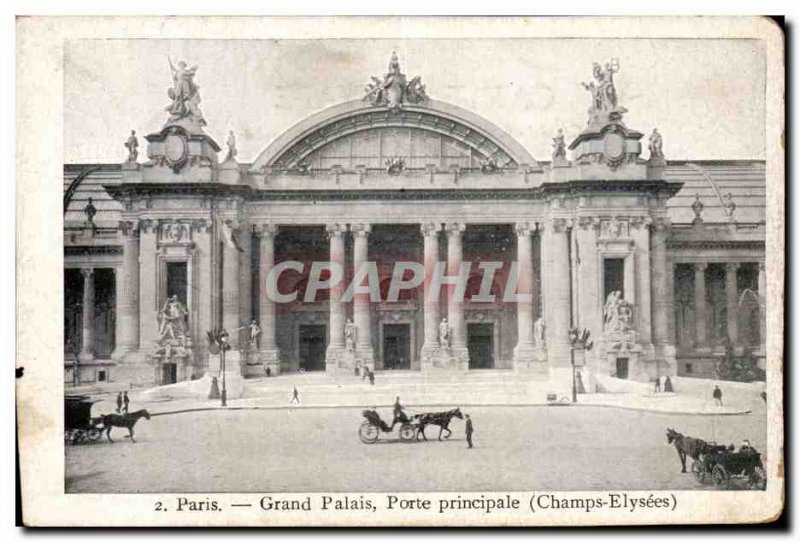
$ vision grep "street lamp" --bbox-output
[568,327,593,403]
[219,329,230,407]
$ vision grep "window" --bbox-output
[685,363,693,374]
[166,261,188,307]
[604,258,625,300]
[98,369,107,382]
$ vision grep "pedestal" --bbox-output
[420,346,469,371]
[207,352,245,399]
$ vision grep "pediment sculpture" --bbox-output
[363,52,429,111]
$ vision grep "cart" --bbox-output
[64,395,103,444]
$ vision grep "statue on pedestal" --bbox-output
[344,319,357,352]
[363,52,428,110]
[533,317,546,347]
[582,59,627,126]
[124,130,139,162]
[552,129,566,161]
[165,57,206,126]
[157,295,189,345]
[83,197,97,224]
[247,320,261,351]
[603,290,634,334]
[224,130,237,162]
[439,318,451,348]
[648,128,663,160]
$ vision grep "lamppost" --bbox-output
[219,329,230,407]
[568,327,593,403]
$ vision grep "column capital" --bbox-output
[351,223,372,237]
[139,218,158,234]
[119,220,140,237]
[653,216,672,232]
[253,223,279,238]
[576,216,601,231]
[515,222,535,237]
[629,215,652,230]
[759,261,766,272]
[726,262,741,273]
[80,267,94,278]
[546,217,570,233]
[326,223,346,238]
[694,262,708,273]
[445,222,466,236]
[190,219,213,234]
[421,222,442,237]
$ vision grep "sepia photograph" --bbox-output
[15,15,784,526]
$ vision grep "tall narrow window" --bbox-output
[604,258,625,300]
[166,261,188,307]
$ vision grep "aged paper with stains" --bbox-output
[16,15,784,526]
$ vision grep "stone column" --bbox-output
[256,224,280,375]
[420,222,441,368]
[758,261,766,355]
[193,220,214,368]
[325,223,347,370]
[445,222,469,368]
[138,220,159,348]
[221,222,241,351]
[352,223,375,368]
[543,218,572,392]
[112,221,140,361]
[694,263,709,350]
[513,222,537,368]
[650,218,676,373]
[238,225,253,358]
[725,262,740,347]
[78,268,95,363]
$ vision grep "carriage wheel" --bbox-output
[711,465,730,489]
[71,430,85,445]
[691,459,707,483]
[64,430,73,444]
[399,423,417,442]
[750,466,767,490]
[358,422,380,444]
[87,429,101,442]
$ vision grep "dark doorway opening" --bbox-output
[383,324,411,370]
[162,363,177,385]
[615,357,629,379]
[604,258,625,300]
[467,323,494,369]
[166,261,188,307]
[299,325,326,371]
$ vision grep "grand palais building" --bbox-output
[62,54,766,392]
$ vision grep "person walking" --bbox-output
[713,385,723,407]
[115,392,123,414]
[664,376,674,393]
[368,370,375,386]
[654,377,661,393]
[122,391,130,413]
[465,414,474,449]
[290,386,300,404]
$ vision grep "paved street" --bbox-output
[65,403,766,493]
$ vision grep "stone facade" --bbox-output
[63,55,766,391]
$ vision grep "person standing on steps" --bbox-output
[465,414,474,449]
[290,386,300,404]
[713,385,723,407]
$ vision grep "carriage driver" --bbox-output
[391,396,409,429]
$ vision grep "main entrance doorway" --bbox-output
[298,325,326,371]
[161,363,177,385]
[383,323,411,370]
[467,323,494,369]
[615,357,629,379]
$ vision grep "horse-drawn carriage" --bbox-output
[359,407,463,444]
[64,395,103,444]
[692,447,766,490]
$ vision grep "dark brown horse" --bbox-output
[666,428,710,473]
[101,409,151,443]
[414,408,463,441]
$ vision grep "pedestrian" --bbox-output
[290,386,300,404]
[115,392,123,414]
[265,366,272,378]
[664,376,673,393]
[122,391,130,413]
[760,391,767,403]
[368,370,375,386]
[465,414,474,449]
[654,377,661,393]
[713,385,723,407]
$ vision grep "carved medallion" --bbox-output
[164,133,189,173]
[602,132,626,170]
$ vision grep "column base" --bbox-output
[257,348,281,376]
[547,366,573,402]
[656,343,678,377]
[78,351,95,364]
[110,345,137,362]
[420,345,469,371]
[325,347,356,374]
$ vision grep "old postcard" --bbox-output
[16,15,784,526]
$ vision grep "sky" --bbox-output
[63,38,766,164]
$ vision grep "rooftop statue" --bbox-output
[582,59,627,127]
[364,52,428,111]
[165,57,206,126]
[552,128,567,161]
[124,130,139,162]
[648,128,664,159]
